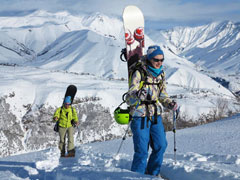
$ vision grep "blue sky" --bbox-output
[144,0,240,28]
[174,0,240,21]
[0,0,239,28]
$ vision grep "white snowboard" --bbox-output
[123,5,145,68]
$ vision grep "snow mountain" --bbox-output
[0,32,35,64]
[161,21,240,74]
[0,1,240,179]
[0,10,240,160]
[35,29,124,78]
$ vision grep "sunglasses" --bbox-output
[152,58,164,62]
[65,103,71,106]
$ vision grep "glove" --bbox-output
[72,121,79,127]
[169,100,178,111]
[71,120,77,127]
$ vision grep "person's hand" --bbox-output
[54,117,58,121]
[71,120,79,127]
[169,100,178,111]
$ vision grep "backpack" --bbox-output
[128,55,165,96]
[114,55,165,125]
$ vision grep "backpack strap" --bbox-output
[134,67,165,125]
[60,106,74,119]
[129,56,165,124]
[60,106,63,116]
[157,71,165,97]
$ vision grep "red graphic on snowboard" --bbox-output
[125,27,144,60]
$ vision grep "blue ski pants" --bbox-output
[130,115,167,175]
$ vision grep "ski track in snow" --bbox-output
[1,132,240,180]
[0,145,160,180]
[162,153,240,180]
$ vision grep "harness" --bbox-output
[129,59,165,128]
[54,106,76,132]
[60,106,73,117]
[60,106,76,127]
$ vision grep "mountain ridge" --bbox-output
[1,10,240,158]
[161,21,240,74]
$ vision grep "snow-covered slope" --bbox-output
[0,1,240,179]
[2,10,237,91]
[0,31,35,64]
[161,21,240,74]
[1,10,240,158]
[161,46,234,97]
[0,114,240,180]
[0,11,82,53]
[34,29,124,78]
[0,10,122,53]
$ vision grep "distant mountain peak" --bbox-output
[162,20,240,74]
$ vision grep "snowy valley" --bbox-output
[0,4,240,180]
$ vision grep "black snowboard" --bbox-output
[63,85,77,105]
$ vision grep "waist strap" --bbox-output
[140,100,156,105]
[139,100,158,129]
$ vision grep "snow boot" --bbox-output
[66,149,75,157]
[156,174,169,180]
[60,150,65,157]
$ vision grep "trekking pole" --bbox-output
[173,107,180,164]
[115,98,140,157]
[116,122,131,156]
